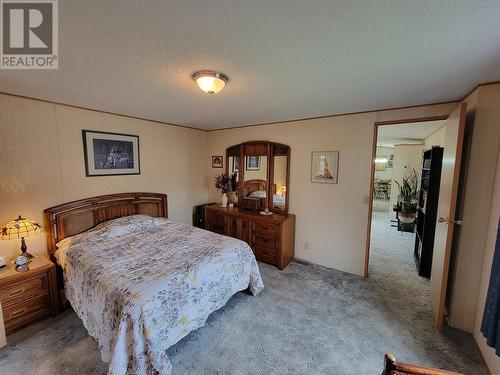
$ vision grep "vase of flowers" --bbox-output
[215,173,231,207]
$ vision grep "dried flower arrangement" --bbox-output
[214,173,231,193]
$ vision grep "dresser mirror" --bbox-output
[226,141,290,214]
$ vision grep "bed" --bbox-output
[243,179,285,209]
[44,193,264,375]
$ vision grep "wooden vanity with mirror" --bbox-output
[205,141,295,270]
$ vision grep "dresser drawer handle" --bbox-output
[8,287,25,297]
[10,308,27,319]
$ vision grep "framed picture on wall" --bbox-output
[212,156,223,168]
[82,130,140,176]
[246,156,260,171]
[311,151,339,184]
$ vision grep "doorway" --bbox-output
[366,116,449,275]
[365,105,467,328]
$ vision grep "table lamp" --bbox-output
[280,186,287,197]
[1,215,42,258]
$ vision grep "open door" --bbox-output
[430,103,467,328]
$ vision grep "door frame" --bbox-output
[364,115,450,277]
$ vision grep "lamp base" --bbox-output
[20,237,34,259]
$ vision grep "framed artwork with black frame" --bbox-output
[212,156,223,168]
[82,130,140,176]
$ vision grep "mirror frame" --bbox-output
[226,141,290,214]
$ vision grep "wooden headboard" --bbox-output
[243,179,277,197]
[43,192,168,256]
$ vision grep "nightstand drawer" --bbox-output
[3,293,51,333]
[0,273,48,307]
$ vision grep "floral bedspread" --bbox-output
[55,215,264,375]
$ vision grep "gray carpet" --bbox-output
[0,212,489,374]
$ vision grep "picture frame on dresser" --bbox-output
[82,130,140,176]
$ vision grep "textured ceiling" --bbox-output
[0,1,499,130]
[377,120,445,147]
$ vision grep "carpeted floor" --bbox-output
[0,212,489,374]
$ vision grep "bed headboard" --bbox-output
[43,192,168,256]
[243,179,277,197]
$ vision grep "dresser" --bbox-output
[0,256,58,335]
[205,205,295,270]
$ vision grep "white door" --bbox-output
[430,103,467,328]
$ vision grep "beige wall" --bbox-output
[473,146,500,374]
[424,125,446,148]
[0,94,208,259]
[389,144,424,210]
[207,102,457,276]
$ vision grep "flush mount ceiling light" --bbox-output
[192,70,229,95]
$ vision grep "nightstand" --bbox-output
[0,256,58,335]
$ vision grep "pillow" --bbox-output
[56,214,168,249]
[248,190,266,198]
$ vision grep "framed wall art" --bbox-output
[246,156,260,171]
[212,156,223,168]
[311,151,339,184]
[82,130,140,176]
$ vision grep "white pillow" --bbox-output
[248,190,266,198]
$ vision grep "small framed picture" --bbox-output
[311,151,339,184]
[212,156,223,168]
[82,130,140,176]
[246,156,260,171]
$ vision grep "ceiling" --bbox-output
[377,120,445,147]
[0,1,499,130]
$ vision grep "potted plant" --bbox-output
[214,173,231,207]
[395,169,419,224]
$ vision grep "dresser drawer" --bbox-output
[0,273,49,307]
[208,213,226,227]
[207,213,226,235]
[252,233,277,249]
[3,293,51,333]
[253,221,278,237]
[253,245,278,265]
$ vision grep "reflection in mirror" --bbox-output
[228,156,240,204]
[273,155,287,210]
[243,155,268,208]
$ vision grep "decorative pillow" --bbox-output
[248,190,266,198]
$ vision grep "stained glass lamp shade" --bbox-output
[1,215,42,258]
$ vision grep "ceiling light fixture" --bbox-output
[374,157,388,163]
[192,70,229,95]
